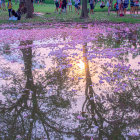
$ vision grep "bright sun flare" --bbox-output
[77,60,85,70]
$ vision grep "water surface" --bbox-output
[0,23,140,140]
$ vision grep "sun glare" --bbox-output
[77,60,85,70]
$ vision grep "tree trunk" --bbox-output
[19,0,26,14]
[20,40,34,89]
[80,0,89,19]
[25,0,34,18]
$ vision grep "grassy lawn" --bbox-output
[0,2,140,25]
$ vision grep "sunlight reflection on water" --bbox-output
[0,33,140,98]
[0,25,140,139]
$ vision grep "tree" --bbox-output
[19,0,34,18]
[25,0,34,18]
[80,0,89,18]
[0,44,77,140]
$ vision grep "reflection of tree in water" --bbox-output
[0,44,11,55]
[3,44,11,55]
[76,45,140,140]
[0,41,76,140]
[92,29,140,64]
[95,28,139,49]
[0,39,140,139]
[128,29,139,48]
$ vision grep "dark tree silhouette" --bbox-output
[75,43,140,139]
[80,0,89,19]
[0,43,77,140]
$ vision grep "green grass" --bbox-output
[0,2,139,25]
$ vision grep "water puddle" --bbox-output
[0,23,140,139]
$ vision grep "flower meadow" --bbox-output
[0,23,140,139]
